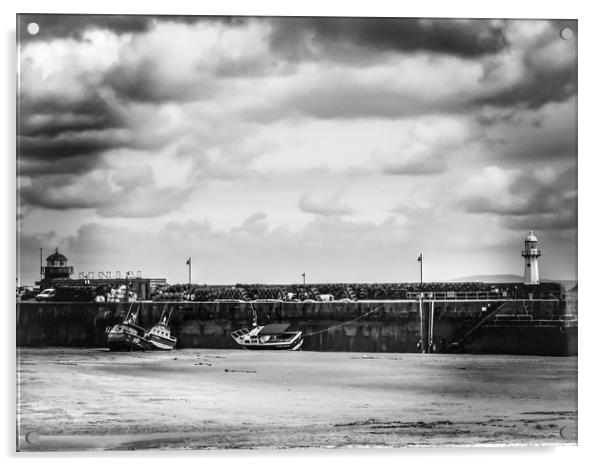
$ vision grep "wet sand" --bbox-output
[16,348,577,450]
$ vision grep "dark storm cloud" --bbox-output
[19,168,195,218]
[18,83,131,176]
[475,97,577,165]
[476,61,576,109]
[19,174,113,210]
[18,14,150,43]
[18,122,133,178]
[270,17,508,60]
[104,60,220,104]
[19,92,127,138]
[19,130,131,162]
[465,166,577,231]
[476,21,577,109]
[17,14,245,43]
[18,153,104,177]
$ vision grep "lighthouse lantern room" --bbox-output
[39,248,74,289]
[521,230,541,285]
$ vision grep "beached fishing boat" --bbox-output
[231,323,304,350]
[106,305,152,351]
[145,306,177,350]
[231,302,303,350]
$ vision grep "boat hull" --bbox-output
[146,333,177,350]
[107,331,152,351]
[106,323,152,351]
[241,338,304,351]
[232,327,304,351]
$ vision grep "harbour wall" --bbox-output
[16,299,577,356]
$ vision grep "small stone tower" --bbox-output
[41,248,73,288]
[521,230,541,285]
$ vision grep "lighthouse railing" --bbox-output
[40,266,74,275]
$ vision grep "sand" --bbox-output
[16,348,577,450]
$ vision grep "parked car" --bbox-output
[35,288,56,302]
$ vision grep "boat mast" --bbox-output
[123,303,134,322]
[250,302,257,327]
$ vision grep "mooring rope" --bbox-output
[303,304,386,337]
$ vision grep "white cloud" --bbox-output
[298,192,354,216]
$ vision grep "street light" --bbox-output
[417,252,424,353]
[186,257,191,285]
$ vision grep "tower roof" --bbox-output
[46,248,67,262]
[525,230,538,242]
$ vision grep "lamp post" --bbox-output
[417,253,425,353]
[301,272,306,286]
[186,257,191,285]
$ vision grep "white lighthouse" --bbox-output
[521,230,541,285]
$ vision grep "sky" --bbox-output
[16,15,577,285]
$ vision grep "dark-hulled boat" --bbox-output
[106,305,152,351]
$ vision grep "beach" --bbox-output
[17,348,577,450]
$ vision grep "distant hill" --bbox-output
[449,274,577,290]
[449,274,523,283]
[567,284,578,294]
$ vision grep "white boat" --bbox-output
[145,306,177,350]
[231,323,303,350]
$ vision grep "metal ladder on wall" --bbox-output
[441,301,511,353]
